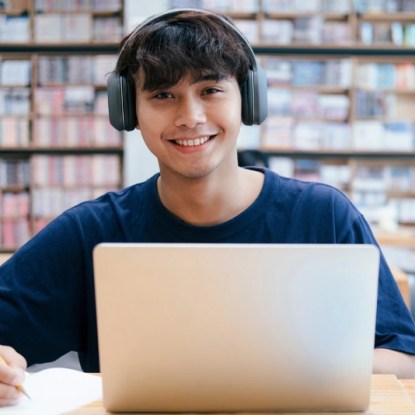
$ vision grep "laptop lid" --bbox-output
[93,243,379,412]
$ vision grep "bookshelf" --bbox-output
[0,0,124,251]
[165,0,415,234]
[2,0,415,249]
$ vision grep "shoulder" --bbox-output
[19,174,160,253]
[255,167,369,243]
[65,174,159,223]
[260,167,356,210]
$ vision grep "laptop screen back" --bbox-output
[93,243,379,412]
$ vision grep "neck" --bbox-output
[157,167,264,226]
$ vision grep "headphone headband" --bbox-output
[107,8,268,131]
[120,8,259,71]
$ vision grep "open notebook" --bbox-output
[93,243,379,413]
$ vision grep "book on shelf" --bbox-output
[356,0,415,13]
[353,120,415,151]
[93,0,123,12]
[269,158,351,192]
[293,122,325,150]
[391,22,404,46]
[268,157,294,178]
[355,90,396,118]
[233,19,259,44]
[292,16,323,44]
[1,191,30,217]
[373,22,392,44]
[324,60,352,88]
[354,0,388,12]
[34,13,61,43]
[64,86,95,113]
[262,0,320,13]
[274,91,350,121]
[291,91,319,117]
[317,94,350,120]
[38,56,94,85]
[228,0,259,12]
[360,22,415,47]
[267,88,292,116]
[264,57,353,89]
[170,0,258,12]
[320,0,350,12]
[385,165,415,192]
[93,55,118,84]
[322,22,352,44]
[293,121,351,150]
[397,199,415,223]
[35,86,95,115]
[293,159,321,182]
[353,121,386,150]
[290,59,352,88]
[404,24,415,47]
[264,59,292,86]
[0,117,30,147]
[35,0,122,11]
[321,122,351,149]
[0,158,30,187]
[37,55,117,86]
[395,63,415,90]
[1,218,30,250]
[33,116,121,147]
[292,61,325,86]
[93,16,123,42]
[31,155,121,188]
[31,187,91,218]
[383,121,414,151]
[0,15,29,43]
[261,116,293,148]
[261,20,293,44]
[0,60,31,86]
[320,164,351,190]
[0,88,30,115]
[32,185,119,221]
[35,13,92,43]
[169,0,203,9]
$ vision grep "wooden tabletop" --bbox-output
[67,374,415,414]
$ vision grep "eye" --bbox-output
[153,92,173,99]
[202,87,221,95]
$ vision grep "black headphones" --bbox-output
[107,8,268,131]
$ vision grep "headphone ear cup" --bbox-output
[107,72,137,131]
[241,70,254,126]
[241,64,268,126]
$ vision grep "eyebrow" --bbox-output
[138,72,230,93]
[195,73,229,83]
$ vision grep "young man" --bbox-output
[1,8,415,407]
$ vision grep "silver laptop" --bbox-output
[93,243,379,413]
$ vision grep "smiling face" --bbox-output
[136,72,242,181]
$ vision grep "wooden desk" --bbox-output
[68,375,415,414]
[401,378,415,405]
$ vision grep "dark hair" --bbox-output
[115,10,251,92]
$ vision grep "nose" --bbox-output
[174,96,207,128]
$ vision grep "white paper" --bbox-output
[0,368,102,415]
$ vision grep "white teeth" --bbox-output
[176,136,210,147]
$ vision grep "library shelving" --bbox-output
[2,0,415,249]
[0,0,124,251]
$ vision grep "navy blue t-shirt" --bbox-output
[1,167,414,372]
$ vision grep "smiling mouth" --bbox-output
[174,136,212,147]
